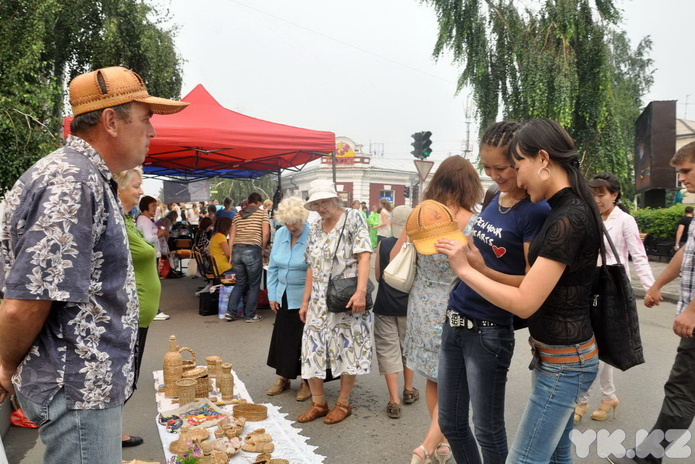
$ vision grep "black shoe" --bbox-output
[224,312,238,321]
[122,435,144,447]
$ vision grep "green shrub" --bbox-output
[632,205,687,240]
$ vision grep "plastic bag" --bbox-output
[10,408,39,428]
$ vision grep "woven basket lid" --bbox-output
[181,366,207,379]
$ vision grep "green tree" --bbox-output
[425,0,653,190]
[0,0,183,192]
[211,175,280,206]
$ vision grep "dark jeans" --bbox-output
[633,336,695,463]
[226,244,263,319]
[438,319,515,464]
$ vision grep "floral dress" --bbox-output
[301,209,373,379]
[405,215,477,382]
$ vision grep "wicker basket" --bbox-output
[179,346,196,371]
[233,403,268,421]
[181,366,209,399]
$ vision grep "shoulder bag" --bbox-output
[591,224,645,371]
[383,240,417,292]
[326,210,375,313]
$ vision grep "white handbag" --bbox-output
[383,241,416,292]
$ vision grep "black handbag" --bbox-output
[326,210,375,313]
[590,225,645,371]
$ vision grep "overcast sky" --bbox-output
[145,0,694,194]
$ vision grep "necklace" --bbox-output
[498,195,523,214]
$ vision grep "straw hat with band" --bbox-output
[304,179,339,210]
[69,66,189,117]
[406,200,467,255]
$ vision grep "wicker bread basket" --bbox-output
[233,403,268,421]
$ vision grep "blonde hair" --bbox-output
[275,196,309,225]
[113,167,143,190]
[263,199,273,210]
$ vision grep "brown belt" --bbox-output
[530,337,598,364]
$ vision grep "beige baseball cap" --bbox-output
[69,66,189,116]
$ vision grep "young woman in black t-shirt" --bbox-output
[436,119,602,463]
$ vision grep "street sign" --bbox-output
[414,160,434,182]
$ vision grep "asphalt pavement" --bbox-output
[4,256,693,464]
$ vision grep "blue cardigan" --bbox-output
[266,224,309,309]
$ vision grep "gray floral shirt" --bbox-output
[1,136,139,409]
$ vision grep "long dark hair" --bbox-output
[588,173,630,214]
[509,119,603,243]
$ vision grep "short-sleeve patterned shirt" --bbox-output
[1,136,139,410]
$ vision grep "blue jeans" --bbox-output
[17,388,123,464]
[507,337,599,464]
[438,319,515,464]
[226,244,263,319]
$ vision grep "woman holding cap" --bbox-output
[397,155,482,464]
[436,119,602,463]
[437,122,551,463]
[297,179,373,425]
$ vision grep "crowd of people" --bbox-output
[2,65,695,464]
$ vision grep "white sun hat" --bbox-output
[304,179,339,210]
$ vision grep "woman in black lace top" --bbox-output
[436,119,601,463]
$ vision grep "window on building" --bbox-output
[379,189,394,204]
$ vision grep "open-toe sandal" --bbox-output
[433,443,452,464]
[403,387,420,404]
[386,401,401,419]
[410,445,432,464]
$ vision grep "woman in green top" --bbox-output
[114,167,161,448]
[367,204,380,249]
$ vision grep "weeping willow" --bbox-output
[425,0,653,195]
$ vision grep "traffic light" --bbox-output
[421,131,432,158]
[404,187,410,198]
[411,131,433,159]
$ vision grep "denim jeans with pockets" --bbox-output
[17,388,123,464]
[438,319,515,464]
[506,337,599,464]
[226,244,263,319]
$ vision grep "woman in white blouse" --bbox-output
[574,173,655,423]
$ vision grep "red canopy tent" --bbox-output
[63,84,335,179]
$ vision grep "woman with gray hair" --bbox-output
[113,167,161,448]
[265,196,312,401]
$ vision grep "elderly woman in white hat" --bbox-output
[297,179,373,425]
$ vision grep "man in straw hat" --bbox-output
[0,66,188,464]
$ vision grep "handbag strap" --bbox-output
[329,210,350,279]
[599,223,621,266]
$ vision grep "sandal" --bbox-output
[433,443,452,464]
[297,402,329,423]
[386,401,401,419]
[410,445,432,464]
[324,401,353,424]
[403,387,420,405]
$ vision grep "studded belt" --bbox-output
[446,310,498,329]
